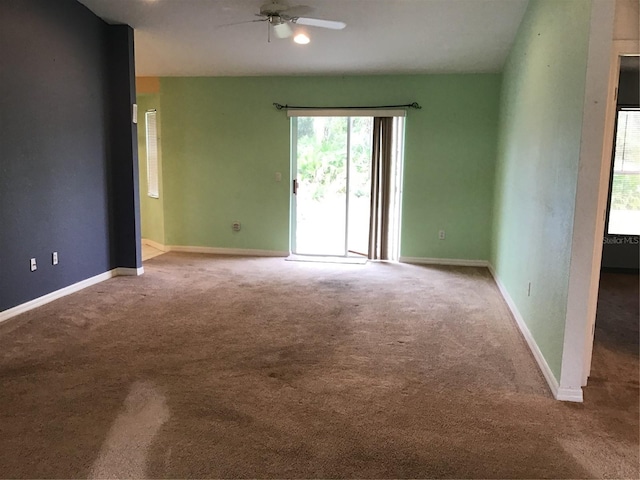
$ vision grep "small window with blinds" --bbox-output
[145,110,159,198]
[607,108,640,235]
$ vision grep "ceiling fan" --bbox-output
[227,1,346,42]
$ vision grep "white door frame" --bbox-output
[288,110,407,259]
[581,40,640,385]
[290,118,299,254]
[289,116,357,257]
[557,0,616,401]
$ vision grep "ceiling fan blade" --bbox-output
[216,18,267,28]
[294,17,346,30]
[259,1,290,15]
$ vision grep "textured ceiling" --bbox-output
[77,0,530,76]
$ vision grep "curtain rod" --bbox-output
[273,102,421,110]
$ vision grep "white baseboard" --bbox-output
[142,238,166,251]
[399,256,489,267]
[0,267,143,325]
[556,387,584,402]
[166,245,289,257]
[115,267,144,276]
[487,265,583,402]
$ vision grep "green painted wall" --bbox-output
[136,93,165,244]
[159,75,500,257]
[491,0,592,379]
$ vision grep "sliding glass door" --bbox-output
[291,116,373,256]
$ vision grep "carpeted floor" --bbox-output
[0,253,637,479]
[587,271,639,416]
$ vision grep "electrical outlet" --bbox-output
[438,230,446,240]
[275,172,282,182]
[232,221,241,232]
[30,258,37,272]
[52,252,58,265]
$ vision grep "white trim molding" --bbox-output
[582,40,639,384]
[487,265,583,402]
[556,387,585,403]
[142,238,166,251]
[0,267,142,325]
[399,256,489,267]
[166,245,289,257]
[115,267,144,276]
[562,0,615,399]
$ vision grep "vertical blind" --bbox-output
[146,110,159,198]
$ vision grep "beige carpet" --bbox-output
[0,253,637,479]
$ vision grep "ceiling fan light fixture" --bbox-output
[294,33,310,45]
[272,21,292,38]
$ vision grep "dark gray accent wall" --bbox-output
[106,26,142,269]
[0,0,141,312]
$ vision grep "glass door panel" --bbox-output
[294,116,348,255]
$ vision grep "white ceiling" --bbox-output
[77,0,530,77]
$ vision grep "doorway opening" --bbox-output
[584,54,639,397]
[604,61,640,237]
[290,114,404,260]
[136,96,166,263]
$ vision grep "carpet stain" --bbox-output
[88,380,169,479]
